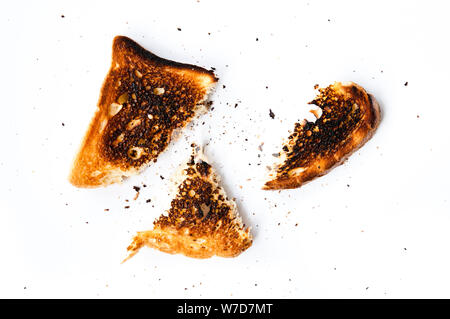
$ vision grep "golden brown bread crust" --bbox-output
[264,82,380,190]
[123,151,252,260]
[69,36,218,188]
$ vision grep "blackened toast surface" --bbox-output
[124,150,252,260]
[69,36,217,188]
[264,82,380,190]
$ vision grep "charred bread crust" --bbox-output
[264,82,380,190]
[123,151,252,260]
[69,36,218,188]
[112,36,218,78]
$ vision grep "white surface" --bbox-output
[1,0,450,298]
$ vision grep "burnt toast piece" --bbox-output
[69,36,218,187]
[123,149,252,260]
[264,82,380,190]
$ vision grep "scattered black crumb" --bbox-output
[146,199,151,203]
[295,223,298,227]
[160,175,165,180]
[254,283,258,286]
[327,18,330,22]
[404,248,407,251]
[61,15,65,18]
[124,206,130,209]
[269,109,275,119]
[222,85,226,89]
[208,32,211,35]
[234,103,238,108]
[85,222,89,224]
[177,27,182,31]
[265,86,268,89]
[184,288,188,290]
[347,184,350,187]
[366,287,369,290]
[61,122,65,126]
[211,67,216,71]
[143,184,147,187]
[24,286,27,289]
[104,208,109,212]
[404,81,408,86]
[417,115,420,118]
[256,38,259,41]
[133,186,140,192]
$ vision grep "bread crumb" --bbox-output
[269,109,275,119]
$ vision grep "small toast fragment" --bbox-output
[264,82,380,190]
[123,148,252,260]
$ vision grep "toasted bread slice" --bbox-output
[264,82,380,190]
[69,36,218,188]
[123,148,252,260]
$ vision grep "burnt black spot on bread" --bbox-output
[277,85,363,176]
[195,160,211,177]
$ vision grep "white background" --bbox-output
[1,0,449,298]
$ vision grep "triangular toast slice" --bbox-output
[264,82,380,190]
[123,148,252,260]
[69,36,218,187]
